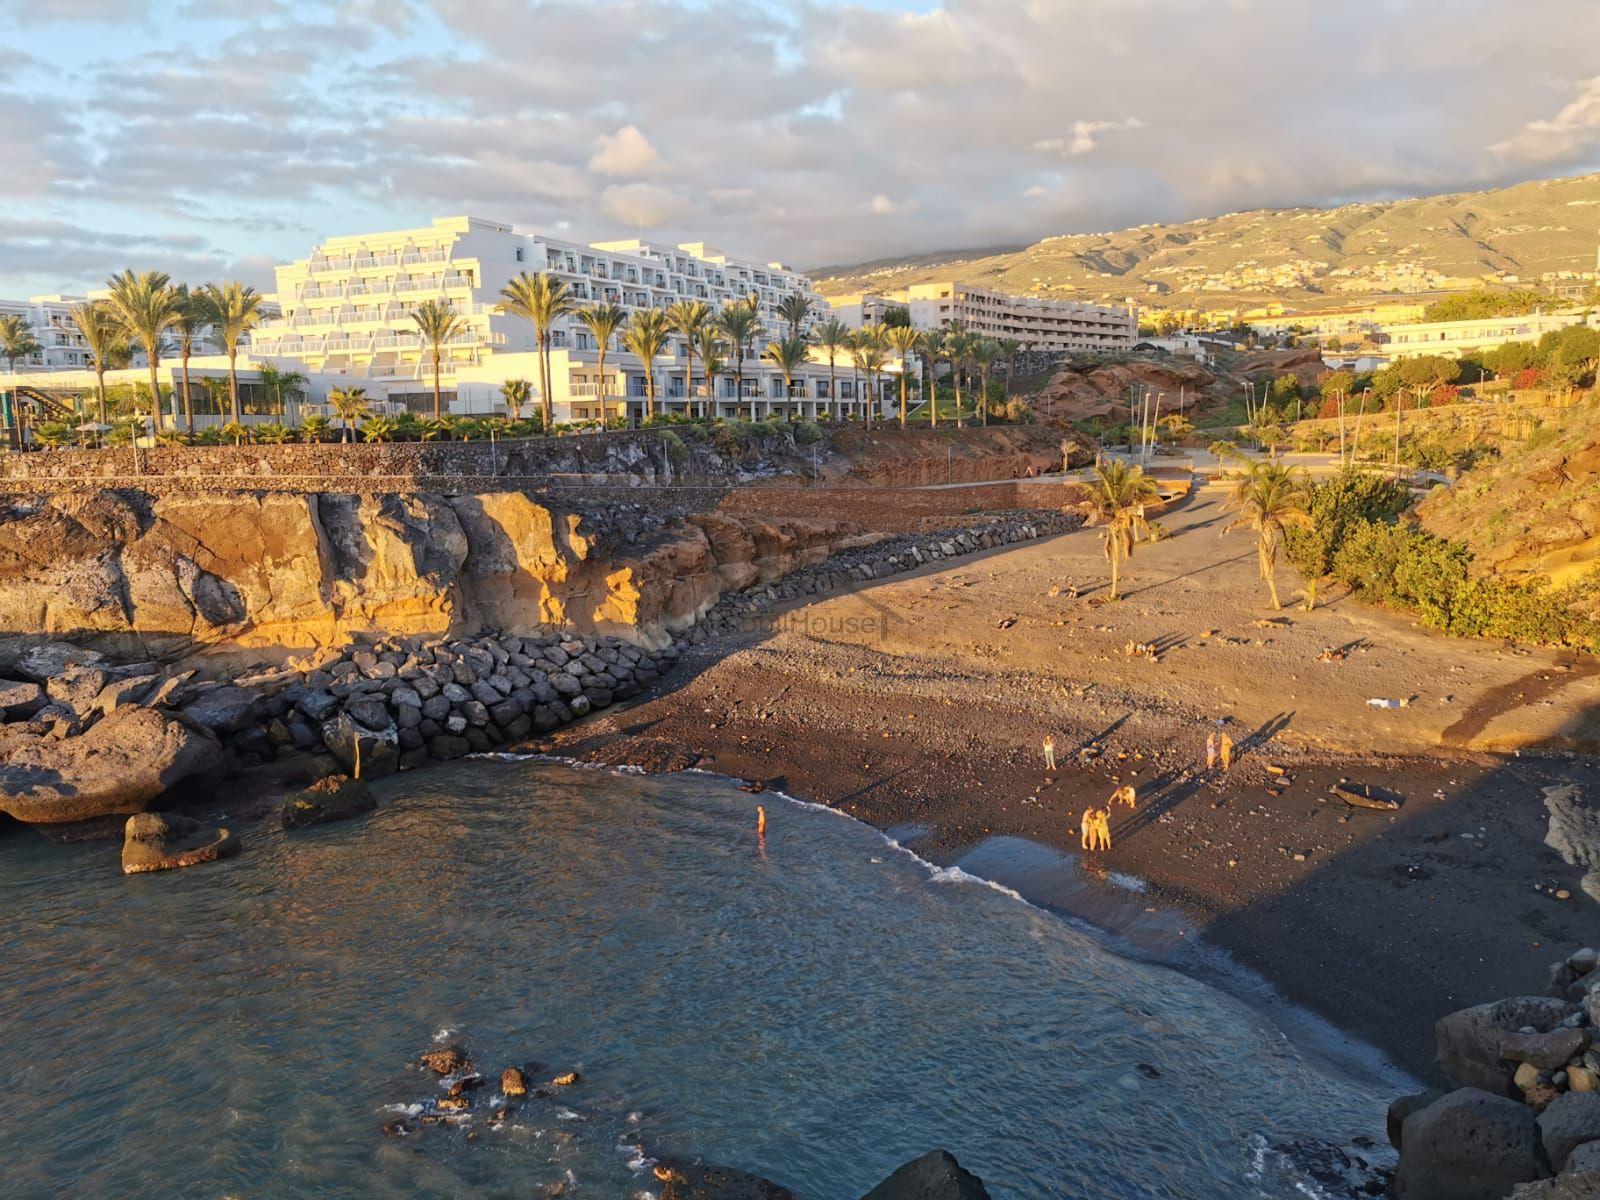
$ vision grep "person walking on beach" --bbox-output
[1219,733,1235,771]
[1043,735,1056,772]
[1206,731,1218,770]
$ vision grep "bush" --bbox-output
[658,428,688,465]
[1330,520,1600,650]
[1284,469,1410,581]
[793,419,823,445]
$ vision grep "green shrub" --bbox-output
[658,428,688,465]
[1284,470,1410,580]
[794,419,823,445]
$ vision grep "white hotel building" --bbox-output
[0,296,95,371]
[247,215,891,422]
[829,282,1137,354]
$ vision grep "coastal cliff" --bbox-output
[0,489,871,655]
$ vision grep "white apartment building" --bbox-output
[1375,310,1597,360]
[0,296,93,371]
[247,215,866,422]
[829,282,1137,354]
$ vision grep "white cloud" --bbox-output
[8,0,1600,291]
[588,125,664,177]
[1494,76,1600,166]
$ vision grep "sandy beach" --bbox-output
[552,483,1600,1080]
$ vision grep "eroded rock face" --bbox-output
[121,811,239,874]
[0,706,223,825]
[0,490,865,654]
[654,1158,798,1200]
[280,775,376,830]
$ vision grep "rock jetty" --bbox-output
[1392,945,1600,1197]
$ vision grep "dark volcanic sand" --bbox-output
[549,494,1600,1083]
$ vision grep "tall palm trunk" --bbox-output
[539,334,554,429]
[828,357,836,421]
[224,346,243,427]
[596,344,609,426]
[1261,539,1280,610]
[149,347,165,438]
[899,370,908,427]
[94,365,107,427]
[980,366,990,426]
[433,351,443,422]
[953,367,964,429]
[927,357,938,429]
[180,345,194,433]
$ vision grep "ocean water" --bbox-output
[0,759,1398,1198]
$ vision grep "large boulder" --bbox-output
[860,1151,991,1200]
[281,775,377,830]
[179,685,261,735]
[1437,998,1576,1096]
[1539,1093,1600,1171]
[121,811,239,874]
[1396,1088,1550,1199]
[320,711,398,779]
[0,706,223,825]
[15,641,107,682]
[655,1158,798,1200]
[0,677,43,717]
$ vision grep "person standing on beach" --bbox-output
[1206,732,1218,770]
[1080,808,1095,850]
[1220,733,1235,771]
[1043,735,1056,771]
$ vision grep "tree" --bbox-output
[170,284,208,432]
[1083,460,1160,600]
[498,272,574,428]
[621,309,671,420]
[666,299,712,414]
[855,333,885,428]
[409,299,467,422]
[879,305,911,329]
[0,313,42,374]
[577,301,629,422]
[884,324,921,427]
[762,335,811,420]
[197,281,264,427]
[69,300,123,426]
[973,340,1000,426]
[500,378,532,418]
[1225,461,1312,610]
[694,326,726,419]
[776,294,812,338]
[996,337,1024,392]
[944,326,976,428]
[715,301,762,420]
[917,330,943,428]
[812,316,853,420]
[105,269,180,435]
[327,386,369,442]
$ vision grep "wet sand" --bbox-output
[551,486,1600,1081]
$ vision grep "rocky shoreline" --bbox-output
[1389,946,1600,1197]
[0,509,1076,854]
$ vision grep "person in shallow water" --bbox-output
[757,805,767,839]
[1043,735,1056,771]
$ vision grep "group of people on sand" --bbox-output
[1124,640,1158,662]
[1040,727,1237,854]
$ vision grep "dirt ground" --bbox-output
[553,485,1600,1081]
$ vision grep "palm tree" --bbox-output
[258,363,307,421]
[69,300,123,426]
[666,299,711,415]
[327,386,370,442]
[577,301,628,423]
[1225,462,1311,610]
[171,285,208,432]
[813,317,852,420]
[945,326,976,429]
[855,331,886,428]
[621,309,671,421]
[973,340,1001,426]
[917,330,943,428]
[498,273,574,429]
[777,294,812,338]
[762,335,811,421]
[197,281,264,427]
[693,326,726,419]
[0,314,42,375]
[716,301,762,420]
[884,325,921,427]
[500,378,532,419]
[1084,460,1160,601]
[105,270,180,434]
[996,337,1024,393]
[410,299,467,423]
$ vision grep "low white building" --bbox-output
[1374,310,1596,360]
[829,281,1137,354]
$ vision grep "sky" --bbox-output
[5,0,1600,297]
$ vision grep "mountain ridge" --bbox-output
[812,173,1600,313]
